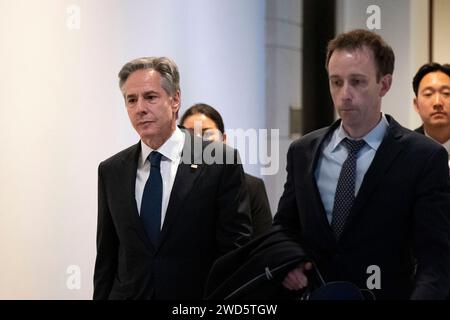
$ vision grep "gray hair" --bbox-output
[118,57,180,96]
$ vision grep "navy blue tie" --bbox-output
[331,138,366,239]
[140,151,163,246]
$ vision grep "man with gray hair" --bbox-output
[93,57,252,300]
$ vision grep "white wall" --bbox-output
[265,0,302,214]
[433,0,450,63]
[0,0,265,299]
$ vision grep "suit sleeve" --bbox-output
[93,163,119,300]
[215,148,252,255]
[249,178,273,238]
[273,143,303,239]
[411,147,450,299]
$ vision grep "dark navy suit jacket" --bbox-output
[274,115,450,299]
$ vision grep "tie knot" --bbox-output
[148,151,162,168]
[343,138,366,154]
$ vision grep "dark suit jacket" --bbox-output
[93,131,252,300]
[245,174,272,238]
[415,124,450,299]
[414,125,425,135]
[205,225,307,300]
[274,115,450,299]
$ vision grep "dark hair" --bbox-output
[118,57,180,96]
[326,29,395,81]
[412,62,450,96]
[180,103,225,134]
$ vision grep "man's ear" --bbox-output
[172,90,181,113]
[379,74,392,97]
[413,97,419,113]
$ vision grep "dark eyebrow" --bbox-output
[329,74,367,79]
[125,93,137,100]
[420,86,436,92]
[125,90,159,100]
[143,90,159,95]
[348,74,368,78]
[420,85,450,92]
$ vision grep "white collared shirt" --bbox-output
[135,127,185,229]
[315,114,389,224]
[423,130,450,168]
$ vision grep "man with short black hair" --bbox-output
[413,62,450,168]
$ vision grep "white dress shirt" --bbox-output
[135,127,185,229]
[315,114,389,224]
[424,130,450,168]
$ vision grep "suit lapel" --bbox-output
[156,133,204,251]
[119,141,155,251]
[346,116,404,227]
[414,125,425,135]
[307,122,341,245]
